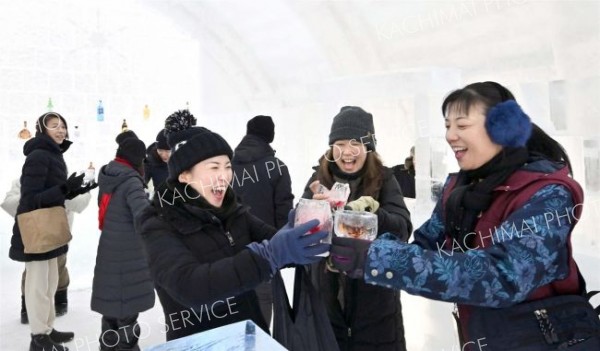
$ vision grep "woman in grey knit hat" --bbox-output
[302,106,413,351]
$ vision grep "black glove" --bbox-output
[62,172,85,194]
[330,236,371,279]
[65,180,98,200]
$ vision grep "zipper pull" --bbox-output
[347,328,352,337]
[224,231,235,246]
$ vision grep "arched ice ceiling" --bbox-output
[146,0,600,116]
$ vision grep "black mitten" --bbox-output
[65,181,98,200]
[330,236,371,279]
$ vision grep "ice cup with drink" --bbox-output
[327,210,377,273]
[309,181,350,211]
[334,210,378,241]
[329,182,350,210]
[294,198,333,257]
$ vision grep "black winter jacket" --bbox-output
[391,165,415,199]
[91,160,154,318]
[10,134,71,262]
[144,143,169,188]
[138,183,277,341]
[303,167,412,351]
[232,135,294,228]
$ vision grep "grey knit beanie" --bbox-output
[328,106,376,151]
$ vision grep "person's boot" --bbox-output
[29,334,68,351]
[116,322,141,351]
[55,289,68,317]
[49,329,75,343]
[21,295,28,324]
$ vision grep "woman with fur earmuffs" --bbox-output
[330,82,600,350]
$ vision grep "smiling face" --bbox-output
[178,155,233,208]
[332,139,368,174]
[445,103,502,171]
[44,116,67,145]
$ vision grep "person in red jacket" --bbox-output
[330,82,600,350]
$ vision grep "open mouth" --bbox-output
[451,146,467,159]
[211,186,226,198]
[341,158,357,171]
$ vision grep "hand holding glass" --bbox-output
[294,198,333,256]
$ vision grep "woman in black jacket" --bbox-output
[303,106,412,351]
[138,110,330,341]
[10,112,95,351]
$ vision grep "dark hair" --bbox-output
[441,81,515,117]
[527,123,572,174]
[442,81,572,174]
[35,112,69,139]
[316,149,384,198]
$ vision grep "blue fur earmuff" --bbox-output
[485,100,532,148]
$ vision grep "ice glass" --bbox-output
[329,182,350,210]
[294,198,333,256]
[334,210,378,241]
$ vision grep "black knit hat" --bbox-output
[115,130,146,167]
[247,115,275,143]
[328,106,376,151]
[155,129,170,150]
[116,130,138,144]
[164,110,233,181]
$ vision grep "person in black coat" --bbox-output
[138,110,330,341]
[144,129,170,191]
[92,131,154,351]
[303,106,412,351]
[10,112,95,351]
[391,146,416,199]
[232,115,294,326]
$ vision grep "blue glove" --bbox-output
[247,210,330,275]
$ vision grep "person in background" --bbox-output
[232,115,294,326]
[92,130,154,351]
[330,81,600,350]
[138,110,329,341]
[392,146,416,199]
[9,112,95,351]
[144,129,171,194]
[2,178,91,324]
[392,146,443,202]
[303,106,412,351]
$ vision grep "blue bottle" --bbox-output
[97,100,104,122]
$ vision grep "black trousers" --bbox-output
[100,314,140,351]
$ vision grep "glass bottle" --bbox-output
[121,118,128,132]
[18,121,32,140]
[97,100,104,122]
[47,98,54,112]
[143,104,150,120]
[84,162,96,185]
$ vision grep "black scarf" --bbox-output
[445,147,529,251]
